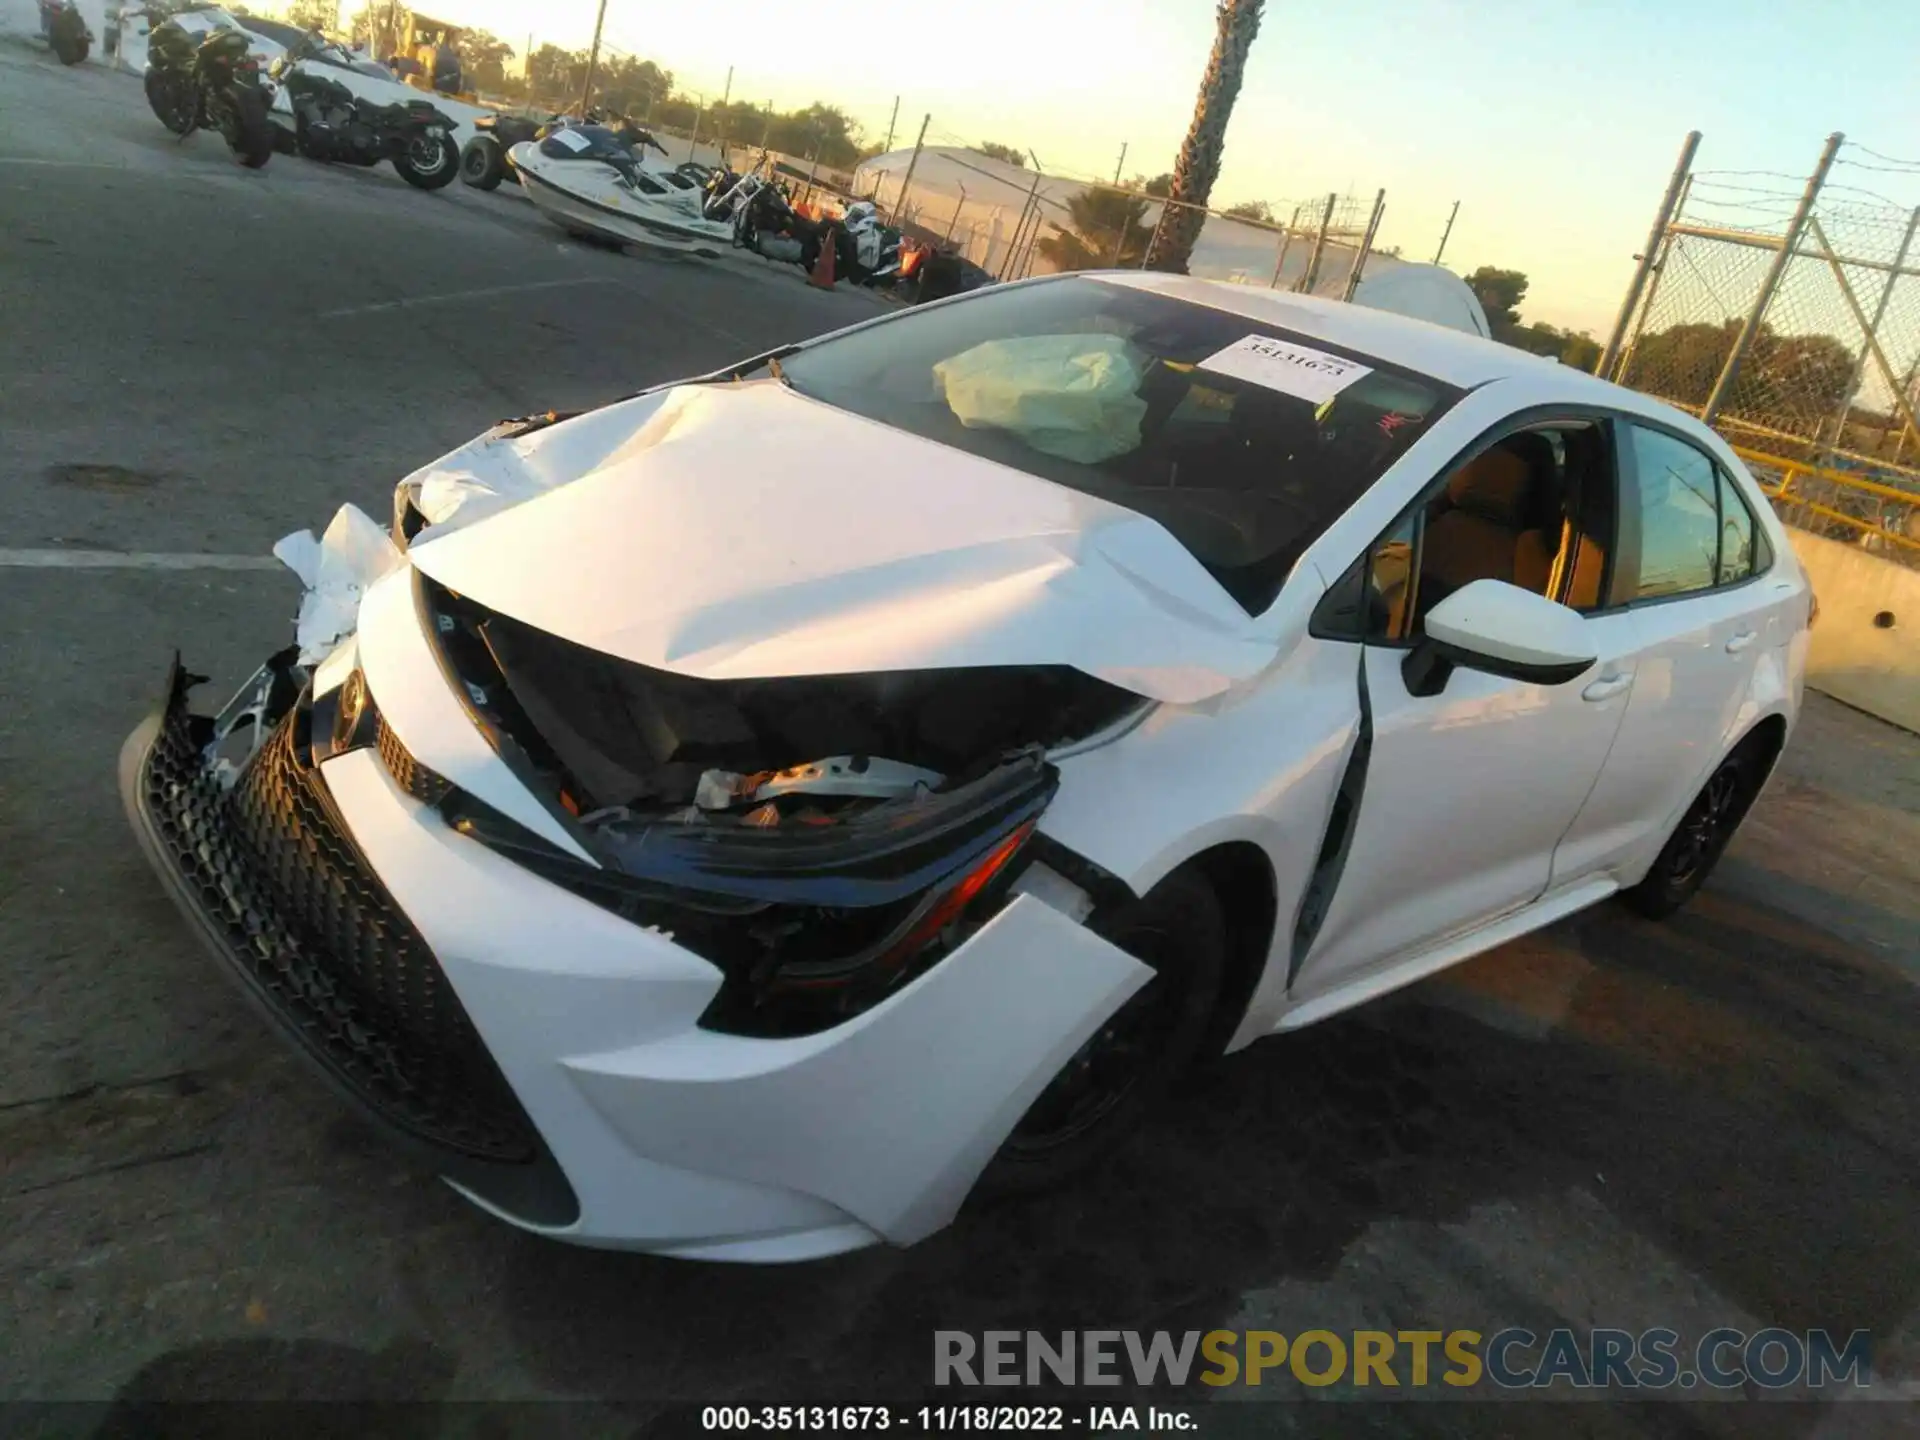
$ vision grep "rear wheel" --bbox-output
[221,85,273,169]
[50,12,89,65]
[144,67,194,134]
[395,134,459,190]
[460,135,504,190]
[1623,743,1764,919]
[978,867,1226,1197]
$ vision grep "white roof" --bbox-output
[1097,272,1561,389]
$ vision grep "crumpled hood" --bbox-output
[405,381,1281,704]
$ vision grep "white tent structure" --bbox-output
[851,146,1409,297]
[1352,264,1493,338]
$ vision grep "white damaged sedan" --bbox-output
[122,273,1813,1260]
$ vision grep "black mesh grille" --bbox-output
[140,695,539,1163]
[377,714,452,806]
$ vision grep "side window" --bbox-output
[1716,468,1760,584]
[1364,510,1421,640]
[1621,427,1721,599]
[1314,421,1617,643]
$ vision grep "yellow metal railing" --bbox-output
[1733,445,1920,553]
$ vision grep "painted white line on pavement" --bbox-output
[0,549,283,572]
[319,276,615,318]
[0,158,137,170]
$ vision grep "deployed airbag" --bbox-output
[934,334,1149,464]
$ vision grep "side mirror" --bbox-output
[1402,579,1597,697]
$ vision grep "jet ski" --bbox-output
[510,125,733,255]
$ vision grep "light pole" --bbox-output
[579,0,609,114]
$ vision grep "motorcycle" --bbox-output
[144,17,275,169]
[273,35,460,191]
[701,164,757,224]
[38,0,92,66]
[840,201,906,286]
[726,175,811,265]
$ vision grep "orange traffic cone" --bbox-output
[808,225,838,290]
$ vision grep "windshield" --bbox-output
[778,277,1462,613]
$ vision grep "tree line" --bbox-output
[326,7,869,167]
[1465,268,1603,372]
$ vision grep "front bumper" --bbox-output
[123,637,1153,1258]
[119,658,580,1226]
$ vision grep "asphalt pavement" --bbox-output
[3,37,1920,1439]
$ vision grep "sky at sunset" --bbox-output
[329,0,1920,336]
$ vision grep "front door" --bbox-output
[1291,418,1638,1002]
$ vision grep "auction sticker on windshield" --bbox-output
[1198,334,1374,405]
[550,128,593,152]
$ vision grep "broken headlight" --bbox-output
[406,573,1139,1036]
[436,746,1054,1036]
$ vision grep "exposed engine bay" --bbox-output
[389,573,1147,1035]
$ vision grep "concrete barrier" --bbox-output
[1787,528,1919,732]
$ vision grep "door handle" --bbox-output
[1725,630,1758,654]
[1581,674,1633,703]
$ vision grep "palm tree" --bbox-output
[1036,185,1156,271]
[1145,1,1266,274]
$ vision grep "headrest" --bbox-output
[1447,445,1533,521]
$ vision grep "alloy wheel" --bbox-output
[1005,921,1184,1153]
[1665,762,1742,885]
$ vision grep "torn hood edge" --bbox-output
[397,380,1299,706]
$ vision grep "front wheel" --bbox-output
[145,67,194,134]
[1623,744,1764,919]
[459,135,504,190]
[221,85,273,169]
[977,867,1227,1197]
[394,134,459,190]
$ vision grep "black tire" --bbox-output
[292,114,325,160]
[978,867,1227,1197]
[144,67,194,135]
[1623,741,1765,919]
[222,85,273,169]
[51,13,89,65]
[395,134,459,191]
[460,135,504,190]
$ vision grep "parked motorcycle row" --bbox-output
[138,19,456,183]
[43,11,978,300]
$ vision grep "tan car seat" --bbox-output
[1421,442,1555,597]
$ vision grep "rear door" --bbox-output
[1549,421,1786,883]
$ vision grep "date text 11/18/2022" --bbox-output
[701,1406,1197,1432]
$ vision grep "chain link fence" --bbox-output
[1601,136,1920,564]
[853,137,1392,295]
